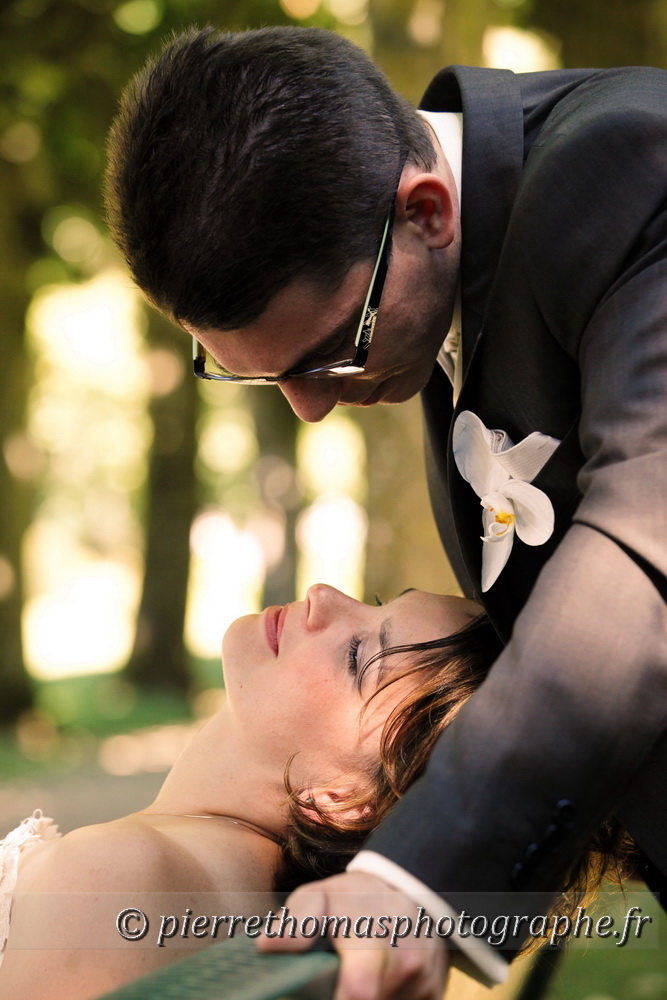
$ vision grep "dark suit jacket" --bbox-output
[365,65,667,944]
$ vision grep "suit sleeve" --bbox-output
[361,94,667,947]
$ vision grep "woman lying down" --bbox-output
[0,585,630,999]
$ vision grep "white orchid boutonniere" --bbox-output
[453,411,561,592]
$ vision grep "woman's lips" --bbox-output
[264,605,286,655]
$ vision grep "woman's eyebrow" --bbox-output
[379,617,392,653]
[374,616,393,688]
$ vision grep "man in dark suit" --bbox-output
[105,27,667,998]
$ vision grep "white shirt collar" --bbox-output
[416,109,462,212]
[417,110,464,399]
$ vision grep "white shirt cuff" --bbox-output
[347,851,509,988]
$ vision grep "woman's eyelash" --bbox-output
[374,594,384,606]
[348,635,362,676]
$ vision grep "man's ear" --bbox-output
[395,169,457,250]
[300,782,373,825]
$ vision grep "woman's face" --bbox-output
[221,584,480,796]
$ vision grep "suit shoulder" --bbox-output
[536,67,667,143]
[517,76,667,235]
[509,71,667,354]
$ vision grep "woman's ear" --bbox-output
[301,782,373,825]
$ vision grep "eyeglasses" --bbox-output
[192,207,394,384]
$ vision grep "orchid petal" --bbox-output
[482,519,514,540]
[502,479,554,545]
[453,410,559,590]
[480,491,515,515]
[481,493,516,540]
[453,411,509,496]
[481,532,513,592]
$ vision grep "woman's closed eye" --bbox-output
[349,636,378,693]
[347,635,362,677]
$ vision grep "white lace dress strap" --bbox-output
[0,809,60,967]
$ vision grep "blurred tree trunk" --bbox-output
[530,0,667,67]
[370,0,491,103]
[249,391,300,606]
[126,310,198,692]
[0,164,37,724]
[355,402,458,601]
[353,4,488,601]
[0,0,302,715]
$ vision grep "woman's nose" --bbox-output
[305,583,356,629]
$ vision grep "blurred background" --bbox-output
[1,1,666,995]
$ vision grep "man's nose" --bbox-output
[278,379,342,423]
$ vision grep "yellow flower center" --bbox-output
[493,509,515,527]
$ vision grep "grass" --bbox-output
[545,890,666,999]
[0,663,223,781]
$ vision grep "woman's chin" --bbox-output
[221,612,263,672]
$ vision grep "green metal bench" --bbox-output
[99,933,338,1000]
[98,930,567,1000]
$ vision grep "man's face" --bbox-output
[185,220,459,422]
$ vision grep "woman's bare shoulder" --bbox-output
[3,816,280,999]
[19,813,278,895]
[15,815,187,894]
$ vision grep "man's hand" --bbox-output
[258,871,449,1000]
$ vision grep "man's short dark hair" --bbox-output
[104,26,435,330]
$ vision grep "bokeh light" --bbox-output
[279,0,320,18]
[483,26,561,71]
[295,415,367,597]
[98,722,199,776]
[51,217,101,266]
[29,269,146,393]
[0,555,16,601]
[185,509,266,660]
[23,558,140,680]
[0,121,41,163]
[23,270,149,679]
[298,414,366,500]
[146,348,185,397]
[198,410,258,477]
[326,0,368,26]
[112,0,164,34]
[297,494,368,599]
[408,0,442,47]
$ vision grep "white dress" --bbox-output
[0,810,60,968]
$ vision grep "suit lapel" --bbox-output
[422,65,526,376]
[457,67,526,377]
[481,421,585,641]
[421,67,587,639]
[422,365,477,599]
[429,323,585,640]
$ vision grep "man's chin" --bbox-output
[340,389,389,408]
[358,385,391,406]
[353,373,427,407]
